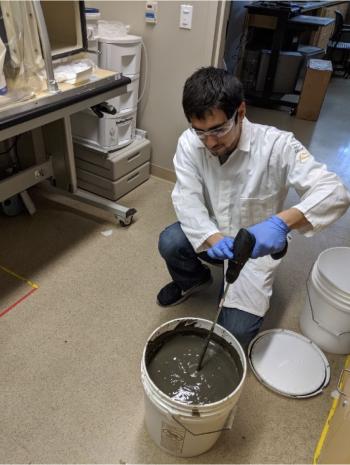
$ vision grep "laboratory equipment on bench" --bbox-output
[71,23,150,207]
[0,1,137,227]
[71,33,142,151]
[72,106,136,151]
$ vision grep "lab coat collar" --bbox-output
[191,130,205,149]
[237,117,251,153]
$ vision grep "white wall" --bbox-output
[87,0,222,179]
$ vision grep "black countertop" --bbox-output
[0,75,131,131]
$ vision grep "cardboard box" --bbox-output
[315,357,350,464]
[248,14,277,30]
[296,59,332,121]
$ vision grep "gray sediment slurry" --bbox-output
[147,329,242,405]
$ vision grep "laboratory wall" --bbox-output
[86,1,222,180]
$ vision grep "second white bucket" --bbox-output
[300,247,350,354]
[141,317,247,457]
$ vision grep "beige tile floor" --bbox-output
[0,77,349,463]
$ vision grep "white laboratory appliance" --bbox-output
[71,22,151,202]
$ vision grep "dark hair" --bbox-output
[182,67,244,121]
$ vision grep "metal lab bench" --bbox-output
[0,69,137,226]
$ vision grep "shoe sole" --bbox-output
[157,276,213,307]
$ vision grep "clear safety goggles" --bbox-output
[191,111,237,141]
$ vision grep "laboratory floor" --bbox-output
[0,77,349,464]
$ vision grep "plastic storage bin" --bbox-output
[74,138,151,180]
[77,162,150,201]
[99,35,142,76]
[109,75,139,116]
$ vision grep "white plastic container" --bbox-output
[99,35,142,76]
[85,9,101,40]
[75,138,151,181]
[77,162,150,201]
[85,9,101,65]
[86,39,99,66]
[108,75,139,116]
[71,109,136,151]
[300,247,350,354]
[141,318,247,457]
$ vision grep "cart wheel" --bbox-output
[116,208,136,227]
[118,216,133,227]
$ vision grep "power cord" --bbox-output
[0,135,20,155]
[137,39,149,104]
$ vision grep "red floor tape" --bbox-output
[0,265,39,318]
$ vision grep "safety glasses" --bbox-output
[191,111,237,141]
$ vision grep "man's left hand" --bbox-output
[247,215,290,259]
[207,236,234,260]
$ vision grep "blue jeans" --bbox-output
[158,222,263,348]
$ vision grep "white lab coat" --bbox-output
[172,118,350,316]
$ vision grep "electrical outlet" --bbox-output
[179,4,193,30]
[145,1,157,24]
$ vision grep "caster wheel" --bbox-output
[118,216,133,227]
[116,208,136,227]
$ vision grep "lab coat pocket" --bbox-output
[240,192,280,228]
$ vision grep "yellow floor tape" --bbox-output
[0,265,38,289]
[313,355,350,464]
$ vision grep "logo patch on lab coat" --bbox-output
[297,148,311,163]
[291,139,304,154]
[291,139,311,163]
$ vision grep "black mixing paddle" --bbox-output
[197,228,288,371]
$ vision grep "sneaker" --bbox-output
[157,270,213,307]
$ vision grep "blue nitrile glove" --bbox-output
[207,237,234,260]
[247,215,290,259]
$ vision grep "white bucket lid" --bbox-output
[248,329,330,398]
[98,34,142,45]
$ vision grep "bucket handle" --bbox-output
[169,405,237,437]
[306,266,350,337]
[337,368,350,398]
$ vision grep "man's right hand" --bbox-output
[207,236,234,260]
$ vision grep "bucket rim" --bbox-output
[317,247,350,295]
[312,267,350,310]
[141,317,247,412]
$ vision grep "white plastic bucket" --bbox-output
[141,317,247,457]
[300,247,350,354]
